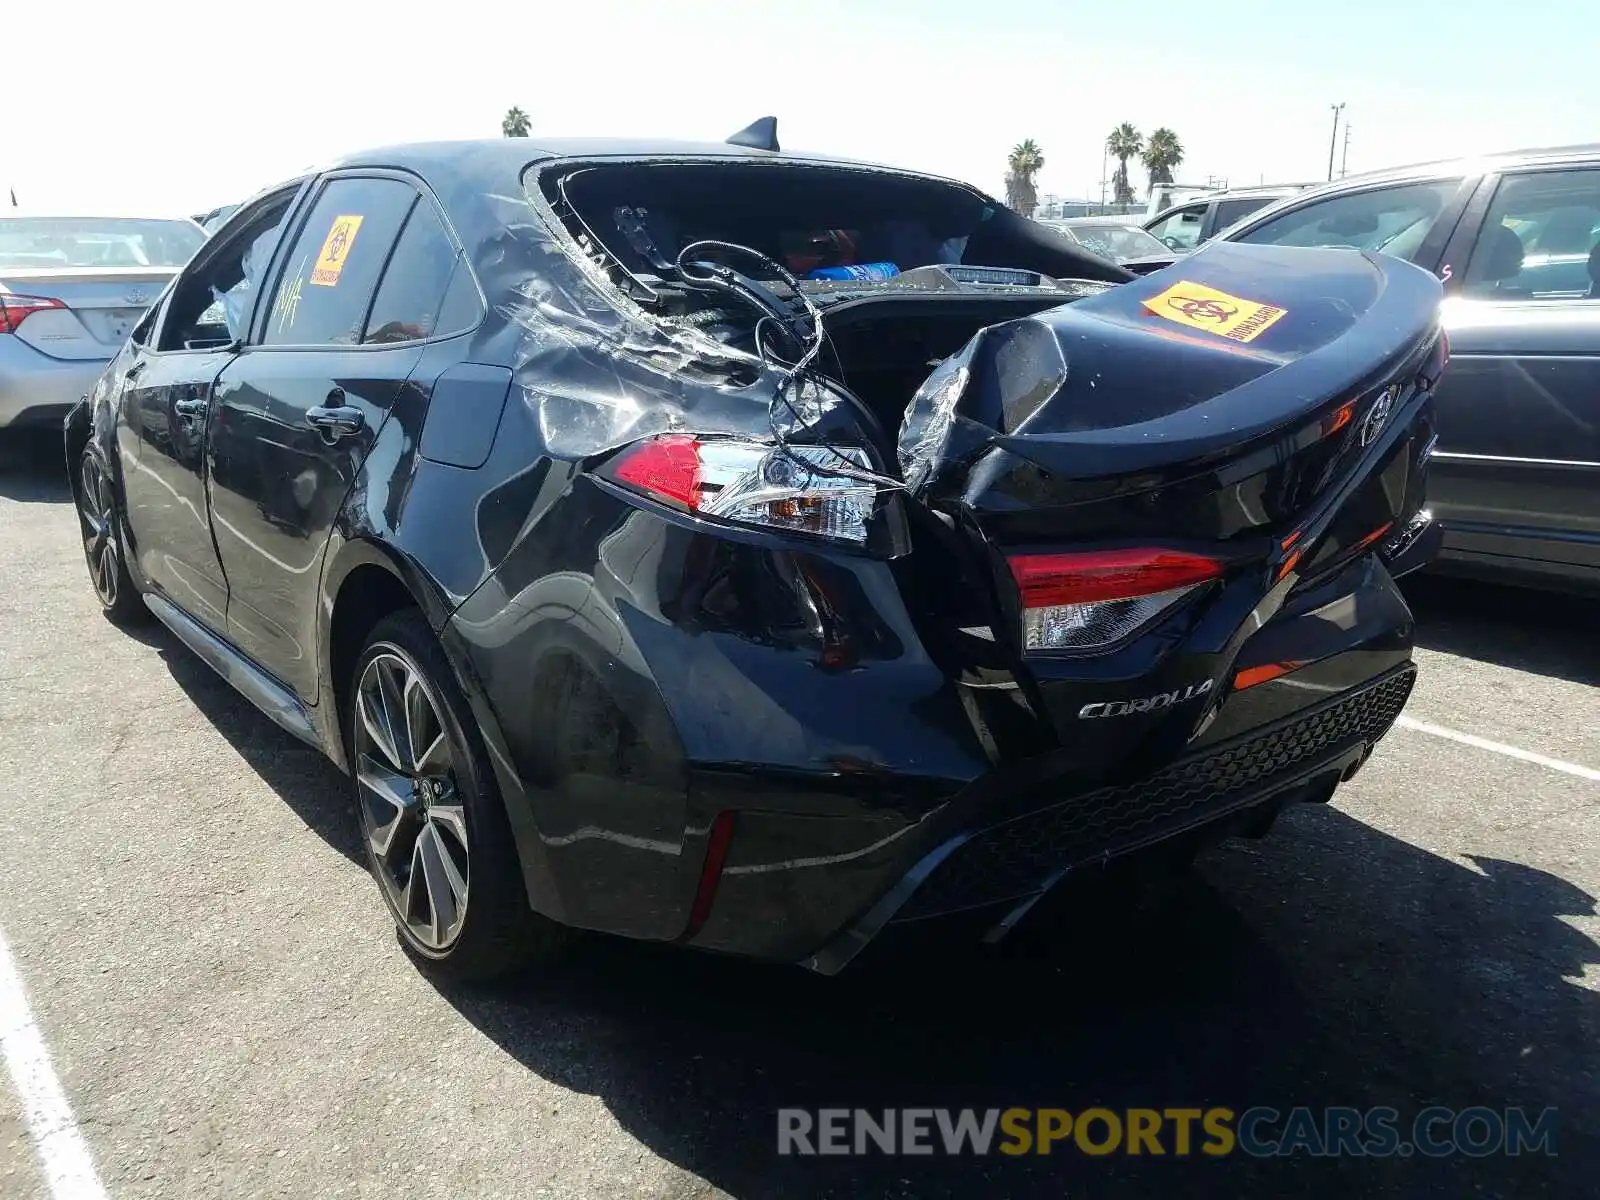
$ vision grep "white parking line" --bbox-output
[0,927,108,1200]
[1397,716,1600,784]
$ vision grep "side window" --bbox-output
[1147,204,1206,251]
[157,193,295,351]
[262,177,417,347]
[1212,197,1272,233]
[434,261,485,335]
[362,201,479,344]
[1235,179,1462,261]
[129,289,168,347]
[1459,169,1600,301]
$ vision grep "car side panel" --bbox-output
[208,345,422,702]
[1430,304,1600,584]
[118,347,238,630]
[1430,166,1600,589]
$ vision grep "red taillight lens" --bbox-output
[685,811,737,937]
[1007,549,1224,652]
[609,434,702,508]
[1009,549,1224,607]
[0,293,64,334]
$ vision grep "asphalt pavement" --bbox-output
[0,428,1595,1199]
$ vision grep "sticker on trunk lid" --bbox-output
[310,215,364,287]
[1142,280,1286,343]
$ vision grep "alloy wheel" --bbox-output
[353,650,470,952]
[79,455,120,607]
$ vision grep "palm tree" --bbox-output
[1005,139,1045,216]
[1105,123,1142,206]
[502,107,531,138]
[1142,128,1185,197]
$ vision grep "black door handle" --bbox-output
[174,396,208,417]
[305,404,366,441]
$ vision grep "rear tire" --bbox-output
[75,445,145,627]
[346,609,568,981]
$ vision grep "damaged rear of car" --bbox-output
[73,133,1444,981]
[456,139,1445,973]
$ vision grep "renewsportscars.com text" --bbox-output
[777,1106,1558,1158]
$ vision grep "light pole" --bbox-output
[1100,148,1107,212]
[1327,102,1345,181]
[1341,123,1352,177]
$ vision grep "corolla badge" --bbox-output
[125,287,152,306]
[1358,387,1397,447]
[1079,679,1214,719]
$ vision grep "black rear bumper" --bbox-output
[803,663,1416,973]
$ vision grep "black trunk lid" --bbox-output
[898,243,1445,751]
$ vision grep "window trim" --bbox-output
[250,167,487,353]
[145,182,309,358]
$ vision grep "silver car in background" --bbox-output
[1043,216,1171,262]
[0,215,205,431]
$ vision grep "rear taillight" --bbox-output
[0,293,64,334]
[604,435,879,544]
[1007,548,1223,652]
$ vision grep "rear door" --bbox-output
[209,172,474,701]
[118,193,299,630]
[1430,164,1600,583]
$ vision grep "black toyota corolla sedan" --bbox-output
[66,125,1446,979]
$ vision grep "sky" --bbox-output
[3,0,1596,216]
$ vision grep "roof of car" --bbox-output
[1208,184,1310,198]
[1303,142,1600,192]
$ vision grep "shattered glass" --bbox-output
[487,187,786,464]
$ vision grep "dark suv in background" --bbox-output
[1173,144,1600,594]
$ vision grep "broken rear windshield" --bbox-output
[529,159,1123,289]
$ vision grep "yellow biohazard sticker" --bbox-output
[1142,280,1287,343]
[309,215,364,287]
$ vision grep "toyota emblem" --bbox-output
[1358,388,1396,447]
[125,287,152,306]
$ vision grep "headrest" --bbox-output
[1479,225,1525,282]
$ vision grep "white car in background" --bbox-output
[1,214,204,433]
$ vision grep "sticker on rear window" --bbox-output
[1142,280,1286,343]
[309,215,364,287]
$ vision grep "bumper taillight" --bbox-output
[1007,548,1224,652]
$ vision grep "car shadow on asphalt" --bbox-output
[1404,574,1599,687]
[0,430,71,503]
[132,619,365,867]
[425,807,1598,1199]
